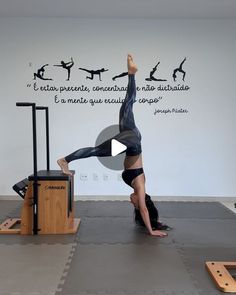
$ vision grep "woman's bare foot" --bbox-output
[57,158,73,176]
[127,54,138,74]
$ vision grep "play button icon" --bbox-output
[95,124,138,171]
[95,124,126,170]
[111,139,127,157]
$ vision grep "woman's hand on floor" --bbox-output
[150,230,168,237]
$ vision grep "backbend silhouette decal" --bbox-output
[172,58,186,82]
[33,64,53,81]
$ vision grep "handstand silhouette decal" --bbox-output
[54,58,74,81]
[79,67,108,81]
[33,64,53,81]
[145,62,167,82]
[172,58,186,81]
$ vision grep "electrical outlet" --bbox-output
[93,173,99,181]
[117,174,122,181]
[103,174,109,181]
[80,173,88,181]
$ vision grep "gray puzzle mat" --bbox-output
[75,201,236,219]
[75,201,133,217]
[0,200,22,223]
[76,216,236,246]
[0,243,75,295]
[0,201,235,246]
[56,244,200,295]
[0,200,235,295]
[0,233,78,245]
[169,218,236,246]
[1,201,235,221]
[178,245,236,295]
[73,200,236,246]
[56,201,236,295]
[77,217,172,245]
[157,201,236,219]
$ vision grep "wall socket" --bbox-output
[117,174,122,181]
[93,173,99,181]
[80,173,88,181]
[103,174,109,181]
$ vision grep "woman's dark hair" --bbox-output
[134,193,160,230]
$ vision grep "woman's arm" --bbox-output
[137,190,167,237]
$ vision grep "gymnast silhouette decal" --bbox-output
[54,58,74,81]
[172,58,186,82]
[79,67,108,81]
[33,64,53,81]
[112,72,128,81]
[145,62,167,82]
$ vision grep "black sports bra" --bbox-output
[126,144,142,156]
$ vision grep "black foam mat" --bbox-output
[77,217,172,245]
[0,201,235,246]
[157,201,236,219]
[74,200,133,217]
[75,201,236,219]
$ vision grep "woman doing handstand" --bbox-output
[57,54,167,237]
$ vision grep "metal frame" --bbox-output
[16,102,51,234]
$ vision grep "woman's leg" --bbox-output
[65,139,112,163]
[57,138,112,175]
[119,55,141,140]
[58,55,139,175]
[119,74,136,132]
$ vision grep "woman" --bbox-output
[58,54,167,237]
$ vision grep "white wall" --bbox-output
[0,17,236,197]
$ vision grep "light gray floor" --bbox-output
[0,200,235,295]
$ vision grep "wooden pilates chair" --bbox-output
[0,103,80,235]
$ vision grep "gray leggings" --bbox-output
[65,74,141,163]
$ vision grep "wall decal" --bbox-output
[78,67,109,81]
[154,108,188,115]
[172,57,186,81]
[28,57,190,116]
[112,72,128,81]
[145,62,167,82]
[33,64,53,81]
[54,57,74,81]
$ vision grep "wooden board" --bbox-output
[0,218,21,234]
[20,182,34,235]
[206,261,236,293]
[67,218,81,234]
